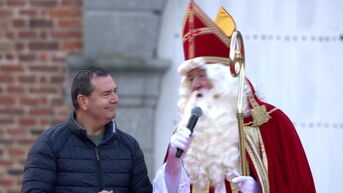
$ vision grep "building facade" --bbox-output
[0,0,342,192]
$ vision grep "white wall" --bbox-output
[154,0,343,192]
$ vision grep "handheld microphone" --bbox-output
[176,106,203,158]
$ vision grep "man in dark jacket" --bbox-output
[22,66,152,193]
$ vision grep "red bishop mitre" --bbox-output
[182,0,237,66]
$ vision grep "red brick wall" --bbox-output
[0,0,82,192]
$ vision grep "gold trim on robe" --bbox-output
[245,127,270,193]
[229,182,239,193]
[192,180,210,193]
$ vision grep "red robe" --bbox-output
[241,81,316,193]
[242,102,316,193]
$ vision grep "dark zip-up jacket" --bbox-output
[22,113,152,193]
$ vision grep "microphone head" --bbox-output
[191,106,203,117]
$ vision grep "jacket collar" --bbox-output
[68,112,117,144]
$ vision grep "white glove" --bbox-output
[169,126,193,157]
[164,127,193,193]
[231,175,260,193]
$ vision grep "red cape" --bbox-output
[243,102,316,193]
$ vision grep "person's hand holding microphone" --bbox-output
[164,107,203,193]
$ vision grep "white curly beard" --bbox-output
[177,63,250,189]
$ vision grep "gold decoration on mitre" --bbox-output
[214,7,236,37]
